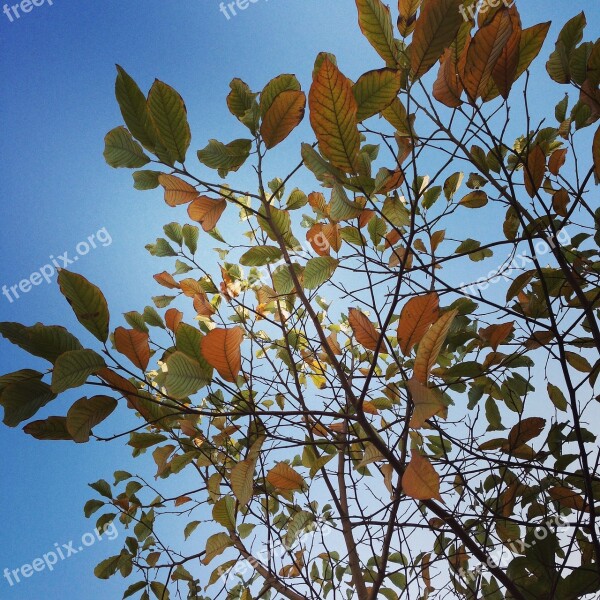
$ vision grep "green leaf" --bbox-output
[175,324,212,372]
[329,184,363,221]
[58,270,110,343]
[165,351,211,400]
[197,139,252,178]
[163,222,183,245]
[304,257,339,290]
[132,170,162,190]
[115,65,156,152]
[443,172,464,201]
[356,0,399,66]
[124,311,149,333]
[84,499,105,518]
[184,521,201,540]
[51,349,106,394]
[1,379,57,427]
[182,224,199,255]
[548,383,568,411]
[89,478,113,499]
[459,191,488,208]
[202,533,233,565]
[66,395,118,443]
[273,264,303,295]
[353,68,402,122]
[147,79,191,164]
[123,582,147,599]
[227,78,258,133]
[150,582,170,600]
[0,322,82,363]
[212,496,237,531]
[94,552,130,580]
[143,306,165,328]
[146,238,177,257]
[23,417,72,440]
[104,126,150,168]
[240,245,283,267]
[0,369,43,395]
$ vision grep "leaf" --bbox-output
[147,79,191,164]
[51,349,106,393]
[114,65,156,152]
[212,496,236,531]
[309,58,360,173]
[201,327,244,383]
[402,450,441,501]
[410,0,463,80]
[202,533,234,565]
[514,22,551,80]
[240,246,283,267]
[304,257,339,290]
[158,174,199,206]
[165,351,211,400]
[524,145,546,197]
[593,126,600,180]
[66,395,118,443]
[413,310,458,383]
[188,197,227,232]
[58,270,110,343]
[397,293,440,355]
[0,322,82,364]
[348,308,387,352]
[548,383,568,411]
[103,126,150,168]
[114,327,150,370]
[491,7,522,99]
[267,462,305,491]
[459,190,488,208]
[197,139,252,178]
[133,170,161,190]
[463,8,513,101]
[231,458,255,508]
[23,416,72,440]
[260,74,301,116]
[355,0,398,66]
[407,378,446,428]
[398,0,422,37]
[227,78,258,122]
[1,379,57,427]
[260,90,306,149]
[353,68,402,122]
[548,486,588,512]
[479,322,514,351]
[508,417,545,450]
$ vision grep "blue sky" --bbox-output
[0,0,598,598]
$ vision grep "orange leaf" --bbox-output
[491,6,522,99]
[548,148,567,175]
[266,462,305,491]
[114,327,150,370]
[260,90,306,149]
[348,308,387,352]
[158,174,199,206]
[552,188,569,217]
[165,308,183,332]
[193,292,216,317]
[524,145,546,197]
[153,271,180,290]
[188,197,227,232]
[309,58,360,173]
[479,322,514,351]
[463,8,513,101]
[397,292,440,355]
[200,327,244,382]
[413,309,457,383]
[548,486,588,512]
[402,450,441,501]
[508,417,546,450]
[307,224,331,256]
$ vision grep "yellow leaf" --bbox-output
[413,309,458,383]
[260,90,306,149]
[406,378,446,428]
[267,462,305,491]
[402,450,441,501]
[309,58,360,173]
[200,327,244,382]
[397,292,439,355]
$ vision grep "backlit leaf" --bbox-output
[66,395,118,443]
[402,450,441,501]
[201,327,244,383]
[413,310,457,383]
[397,293,439,355]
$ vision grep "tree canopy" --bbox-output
[2,1,600,599]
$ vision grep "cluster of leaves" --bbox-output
[1,1,600,599]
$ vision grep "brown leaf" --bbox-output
[200,327,244,382]
[491,6,522,99]
[549,486,588,512]
[260,90,306,149]
[348,308,387,352]
[508,417,546,450]
[153,271,180,290]
[548,148,568,175]
[158,174,199,206]
[114,327,150,370]
[479,322,514,351]
[188,197,227,232]
[524,145,546,197]
[594,125,600,180]
[165,308,184,332]
[397,292,440,355]
[402,450,441,501]
[407,378,446,428]
[552,188,569,217]
[193,292,216,317]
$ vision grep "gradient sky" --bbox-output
[0,1,598,598]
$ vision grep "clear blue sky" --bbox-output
[0,1,597,598]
